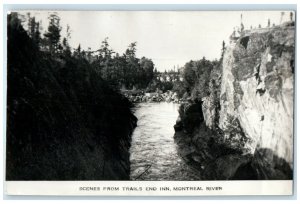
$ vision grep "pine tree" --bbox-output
[26,13,41,47]
[44,13,62,55]
[125,42,137,58]
[62,24,71,56]
[34,21,41,46]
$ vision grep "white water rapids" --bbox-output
[129,102,201,180]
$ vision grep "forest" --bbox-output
[18,12,220,97]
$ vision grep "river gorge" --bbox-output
[129,102,201,180]
[6,12,294,182]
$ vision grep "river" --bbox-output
[129,102,201,180]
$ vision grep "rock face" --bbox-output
[6,15,137,180]
[202,65,222,129]
[174,23,294,180]
[219,23,294,167]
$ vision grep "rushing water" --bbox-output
[129,102,201,180]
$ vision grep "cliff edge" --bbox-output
[174,22,294,180]
[6,14,137,180]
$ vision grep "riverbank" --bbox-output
[122,90,182,103]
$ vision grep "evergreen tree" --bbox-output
[26,13,41,46]
[62,24,72,56]
[44,13,62,55]
[125,42,137,58]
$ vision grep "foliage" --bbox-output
[180,57,218,100]
[43,13,62,55]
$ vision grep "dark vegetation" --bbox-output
[90,40,156,89]
[150,57,220,99]
[175,54,223,131]
[6,13,138,180]
[182,58,215,98]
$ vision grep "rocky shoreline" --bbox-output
[122,90,182,103]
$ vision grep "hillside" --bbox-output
[6,14,137,180]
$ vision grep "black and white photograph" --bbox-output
[4,9,295,196]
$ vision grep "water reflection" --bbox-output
[129,102,201,180]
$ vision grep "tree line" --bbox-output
[21,12,223,98]
[22,12,155,90]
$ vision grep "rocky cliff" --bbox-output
[6,14,137,180]
[174,22,294,180]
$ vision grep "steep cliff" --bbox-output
[174,22,294,180]
[6,14,137,180]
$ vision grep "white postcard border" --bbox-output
[5,180,293,196]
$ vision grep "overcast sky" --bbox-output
[17,11,292,71]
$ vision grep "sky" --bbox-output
[16,11,292,71]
